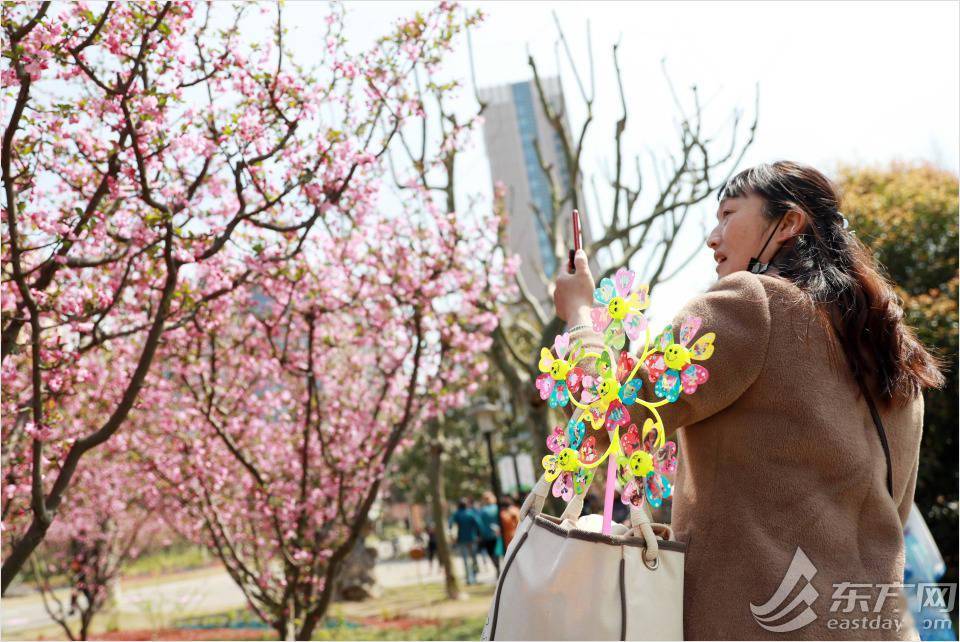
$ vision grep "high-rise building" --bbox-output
[478,77,596,304]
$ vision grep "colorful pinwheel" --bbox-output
[581,350,643,432]
[535,333,591,409]
[618,421,678,509]
[643,316,715,403]
[533,265,718,533]
[543,417,596,500]
[590,267,650,350]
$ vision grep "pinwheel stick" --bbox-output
[602,446,618,535]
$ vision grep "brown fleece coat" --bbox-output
[615,271,923,640]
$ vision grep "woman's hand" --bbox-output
[553,250,596,326]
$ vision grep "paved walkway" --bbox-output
[1,556,497,638]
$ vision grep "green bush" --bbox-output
[839,162,959,612]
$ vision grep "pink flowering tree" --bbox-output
[129,165,507,638]
[1,0,470,592]
[29,444,160,641]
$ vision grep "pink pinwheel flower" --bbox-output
[535,333,587,409]
[619,422,677,510]
[590,267,650,350]
[643,316,715,403]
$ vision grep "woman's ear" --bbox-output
[778,208,808,242]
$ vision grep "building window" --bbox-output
[511,81,557,278]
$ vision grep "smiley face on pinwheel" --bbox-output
[618,420,678,510]
[543,417,596,501]
[644,316,715,403]
[535,333,593,409]
[591,267,650,350]
[580,350,643,432]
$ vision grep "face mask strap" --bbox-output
[747,211,788,275]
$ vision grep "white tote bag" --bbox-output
[481,473,685,641]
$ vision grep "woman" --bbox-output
[498,496,521,549]
[553,161,944,640]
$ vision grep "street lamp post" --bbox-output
[510,450,522,497]
[471,402,508,562]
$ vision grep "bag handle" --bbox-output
[522,464,666,562]
[524,396,673,560]
[562,468,667,559]
[518,475,551,523]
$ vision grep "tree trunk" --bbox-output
[2,516,49,594]
[333,537,380,601]
[279,617,295,641]
[80,610,93,641]
[527,401,551,463]
[427,420,461,600]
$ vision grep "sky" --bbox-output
[282,0,960,324]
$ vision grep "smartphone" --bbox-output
[568,209,582,273]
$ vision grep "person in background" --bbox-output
[425,525,438,572]
[611,493,629,526]
[448,498,481,585]
[477,491,501,575]
[902,504,955,640]
[499,496,521,549]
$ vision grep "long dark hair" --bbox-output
[719,161,945,405]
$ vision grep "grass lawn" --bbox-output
[120,544,214,578]
[167,582,494,640]
[316,583,493,641]
[311,615,486,641]
[86,616,486,641]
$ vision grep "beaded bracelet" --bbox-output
[571,338,606,354]
[569,332,604,346]
[568,327,603,342]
